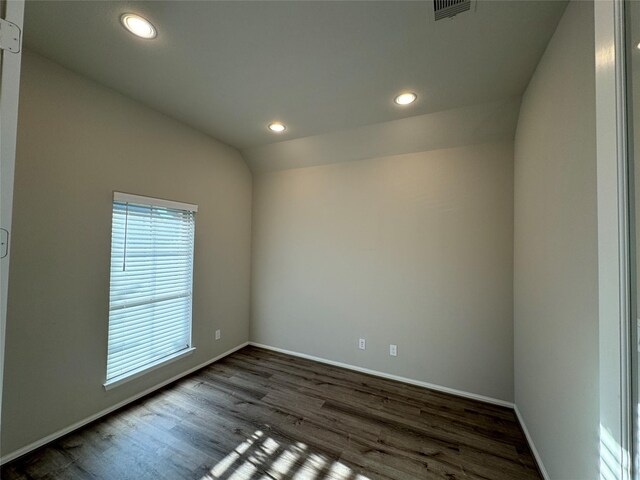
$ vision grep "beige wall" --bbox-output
[513,1,599,478]
[251,142,515,402]
[1,51,252,456]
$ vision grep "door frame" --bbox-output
[0,0,24,436]
[595,0,633,478]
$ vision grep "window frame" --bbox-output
[103,192,198,390]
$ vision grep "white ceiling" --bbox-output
[23,1,566,150]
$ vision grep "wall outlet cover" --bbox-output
[215,329,221,340]
[358,338,366,350]
[390,344,398,357]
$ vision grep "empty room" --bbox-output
[0,0,635,478]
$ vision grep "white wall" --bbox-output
[251,142,515,402]
[513,2,599,478]
[0,51,252,457]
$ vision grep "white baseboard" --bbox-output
[0,342,249,466]
[514,404,550,480]
[249,341,514,409]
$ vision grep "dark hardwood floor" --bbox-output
[1,346,541,480]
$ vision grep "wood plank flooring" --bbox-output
[1,346,541,480]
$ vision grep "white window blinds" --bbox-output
[106,192,197,384]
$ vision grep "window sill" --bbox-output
[103,347,196,391]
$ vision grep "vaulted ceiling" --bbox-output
[24,1,566,151]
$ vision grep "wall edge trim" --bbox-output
[513,404,550,480]
[249,341,514,408]
[0,341,249,465]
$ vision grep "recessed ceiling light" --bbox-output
[120,13,157,39]
[268,122,286,133]
[394,92,417,105]
[637,42,640,50]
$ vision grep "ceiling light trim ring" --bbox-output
[268,122,286,133]
[395,92,418,105]
[120,13,157,40]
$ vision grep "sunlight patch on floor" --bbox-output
[208,430,263,478]
[292,454,326,479]
[201,430,371,480]
[267,441,306,478]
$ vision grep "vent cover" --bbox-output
[434,0,471,20]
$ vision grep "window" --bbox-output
[105,192,197,388]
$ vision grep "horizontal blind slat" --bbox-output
[109,301,191,332]
[109,321,190,346]
[108,337,191,370]
[108,329,190,364]
[110,291,191,311]
[108,344,191,378]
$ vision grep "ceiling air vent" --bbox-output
[434,0,471,20]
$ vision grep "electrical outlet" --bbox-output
[390,344,398,357]
[215,329,221,340]
[358,338,366,350]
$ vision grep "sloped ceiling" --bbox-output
[244,97,521,173]
[24,0,566,159]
